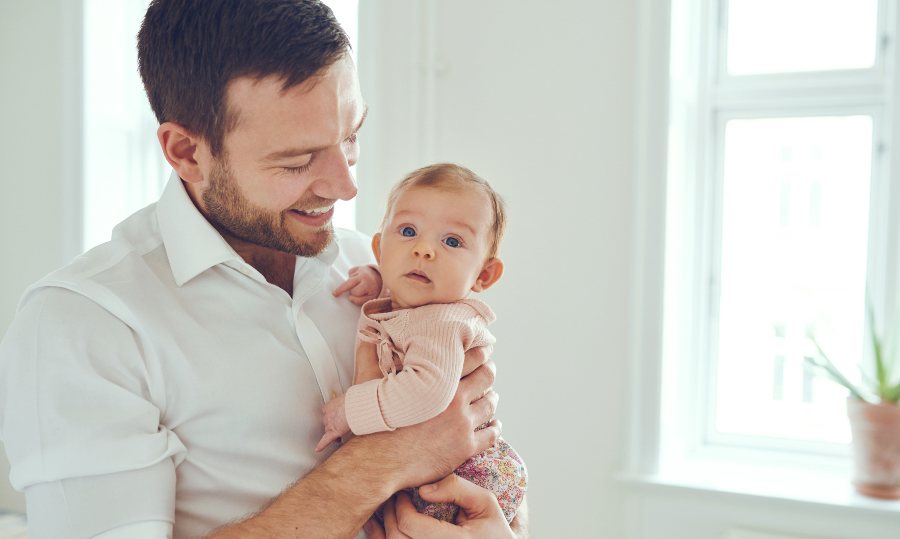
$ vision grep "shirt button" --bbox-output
[331,390,338,400]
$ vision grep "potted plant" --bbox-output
[806,305,900,500]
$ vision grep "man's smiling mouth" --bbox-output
[291,205,334,216]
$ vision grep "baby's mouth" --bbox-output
[405,270,431,284]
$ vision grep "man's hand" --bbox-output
[315,394,350,452]
[367,475,516,538]
[333,265,383,305]
[388,361,500,490]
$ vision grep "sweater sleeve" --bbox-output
[344,313,472,435]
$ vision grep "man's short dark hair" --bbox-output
[138,0,350,156]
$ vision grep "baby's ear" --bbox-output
[472,257,504,292]
[371,233,382,264]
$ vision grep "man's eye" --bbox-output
[283,162,312,174]
[401,226,416,237]
[444,237,461,248]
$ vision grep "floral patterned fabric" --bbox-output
[409,438,527,523]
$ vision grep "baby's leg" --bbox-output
[409,438,528,523]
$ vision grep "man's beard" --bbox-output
[202,157,333,257]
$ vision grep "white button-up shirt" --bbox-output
[0,173,373,538]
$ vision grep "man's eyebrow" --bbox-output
[261,104,369,163]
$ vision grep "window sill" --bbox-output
[0,512,27,539]
[619,458,900,518]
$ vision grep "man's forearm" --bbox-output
[207,434,398,538]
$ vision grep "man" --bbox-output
[0,1,526,537]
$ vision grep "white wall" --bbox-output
[358,1,637,536]
[0,0,74,513]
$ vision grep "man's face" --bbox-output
[195,55,366,257]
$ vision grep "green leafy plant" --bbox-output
[806,304,900,405]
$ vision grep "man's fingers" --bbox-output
[382,498,397,536]
[382,497,412,539]
[475,389,499,415]
[457,361,496,403]
[417,475,504,520]
[394,491,459,538]
[474,419,501,453]
[469,389,499,429]
[363,517,386,539]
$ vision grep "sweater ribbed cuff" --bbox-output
[345,380,393,435]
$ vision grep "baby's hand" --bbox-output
[315,393,351,452]
[333,265,383,306]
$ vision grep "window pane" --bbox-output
[322,0,359,230]
[726,0,878,76]
[714,115,873,445]
[83,0,166,251]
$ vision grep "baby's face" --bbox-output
[376,185,494,310]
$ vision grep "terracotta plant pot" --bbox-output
[846,397,900,499]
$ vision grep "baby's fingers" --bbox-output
[315,430,340,452]
[333,276,361,297]
[348,291,377,306]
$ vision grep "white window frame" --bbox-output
[627,0,900,488]
[702,0,896,458]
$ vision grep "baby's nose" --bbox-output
[413,242,435,260]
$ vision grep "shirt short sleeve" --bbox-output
[25,463,176,539]
[0,287,186,537]
[91,520,173,539]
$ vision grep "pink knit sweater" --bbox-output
[344,297,496,435]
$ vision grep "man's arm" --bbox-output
[207,363,500,538]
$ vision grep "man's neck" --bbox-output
[224,233,296,296]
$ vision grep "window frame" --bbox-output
[657,0,900,469]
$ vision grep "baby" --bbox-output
[319,163,527,523]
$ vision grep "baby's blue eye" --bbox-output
[444,237,461,248]
[401,226,416,237]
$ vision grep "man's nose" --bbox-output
[311,145,358,201]
[412,241,435,260]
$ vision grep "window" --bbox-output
[81,0,360,252]
[664,0,897,461]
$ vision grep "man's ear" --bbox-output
[157,122,208,184]
[371,233,382,264]
[471,257,504,292]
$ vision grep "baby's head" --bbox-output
[373,163,506,310]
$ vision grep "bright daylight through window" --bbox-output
[666,0,895,458]
[82,0,359,253]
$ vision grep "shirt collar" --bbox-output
[156,170,342,287]
[157,171,241,286]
